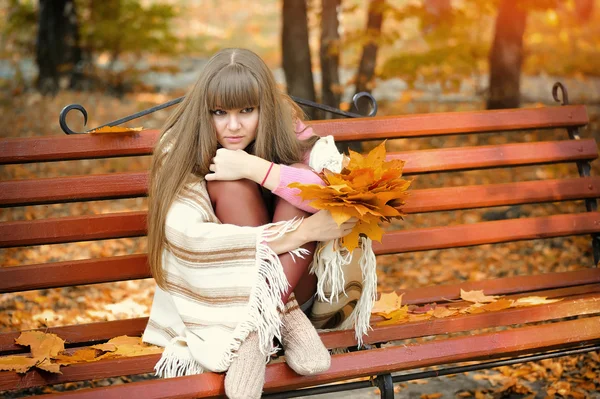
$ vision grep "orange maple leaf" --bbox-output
[289,141,411,251]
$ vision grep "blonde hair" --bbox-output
[148,48,319,288]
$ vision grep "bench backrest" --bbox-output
[1,104,597,298]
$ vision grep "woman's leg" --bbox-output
[206,177,315,302]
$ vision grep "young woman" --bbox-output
[143,48,356,399]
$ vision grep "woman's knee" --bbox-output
[206,179,262,203]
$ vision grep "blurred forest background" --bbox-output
[1,0,600,397]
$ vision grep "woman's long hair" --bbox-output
[148,48,319,288]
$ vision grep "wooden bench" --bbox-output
[2,85,600,398]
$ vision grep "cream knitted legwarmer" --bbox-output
[281,295,331,376]
[224,332,265,399]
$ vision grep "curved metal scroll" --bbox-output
[552,82,569,106]
[59,92,378,135]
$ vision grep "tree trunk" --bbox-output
[320,0,341,120]
[351,0,384,115]
[36,0,81,95]
[282,0,317,120]
[486,0,527,109]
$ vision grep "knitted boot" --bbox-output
[281,294,331,375]
[224,332,266,399]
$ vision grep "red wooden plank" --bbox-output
[11,316,600,396]
[0,172,148,207]
[0,212,146,248]
[0,131,159,165]
[2,140,597,207]
[0,106,588,165]
[398,139,598,175]
[0,254,149,293]
[374,212,600,254]
[2,272,597,354]
[309,105,589,141]
[404,177,600,214]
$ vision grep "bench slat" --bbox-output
[0,131,160,165]
[405,177,600,213]
[375,212,600,254]
[2,270,598,353]
[0,106,588,165]
[5,316,599,395]
[2,140,598,207]
[0,172,148,207]
[3,211,598,250]
[309,105,589,141]
[0,212,146,248]
[399,139,598,174]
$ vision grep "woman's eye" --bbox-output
[241,107,255,113]
[211,109,226,116]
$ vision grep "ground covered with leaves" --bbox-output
[1,90,600,398]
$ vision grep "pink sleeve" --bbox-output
[273,165,325,213]
[271,121,324,213]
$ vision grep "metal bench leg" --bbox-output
[376,373,394,399]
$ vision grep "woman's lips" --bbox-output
[225,136,243,143]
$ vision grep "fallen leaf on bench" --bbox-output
[0,355,38,373]
[54,348,100,365]
[15,331,65,359]
[0,331,66,374]
[511,296,562,307]
[377,306,409,325]
[480,298,514,312]
[460,289,499,303]
[420,393,442,399]
[432,306,458,318]
[91,335,163,358]
[89,126,144,134]
[371,292,404,318]
[36,358,62,374]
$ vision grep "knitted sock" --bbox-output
[224,332,266,399]
[281,295,331,376]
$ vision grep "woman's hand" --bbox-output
[205,148,255,181]
[299,210,358,243]
[266,210,358,255]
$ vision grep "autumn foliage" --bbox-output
[289,141,411,251]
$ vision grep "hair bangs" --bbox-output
[206,65,260,110]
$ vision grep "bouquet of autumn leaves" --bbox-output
[289,141,411,252]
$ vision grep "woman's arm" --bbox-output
[205,149,325,213]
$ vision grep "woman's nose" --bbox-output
[228,115,241,131]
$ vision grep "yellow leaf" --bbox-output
[512,296,562,307]
[91,336,162,358]
[36,358,62,374]
[0,355,38,373]
[377,306,409,326]
[15,331,65,359]
[480,298,514,312]
[89,126,143,134]
[372,292,404,318]
[54,348,100,365]
[432,306,458,318]
[460,289,499,303]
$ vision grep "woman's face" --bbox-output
[211,106,259,150]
